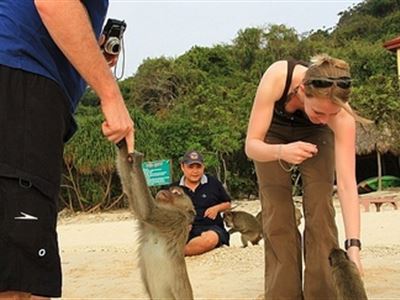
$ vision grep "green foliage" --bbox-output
[333,14,382,43]
[177,45,236,77]
[64,105,116,175]
[128,57,180,113]
[233,27,264,70]
[382,11,400,38]
[355,0,400,18]
[335,0,400,43]
[331,40,396,82]
[62,0,400,211]
[128,56,207,115]
[352,74,400,124]
[263,24,300,61]
[80,88,99,107]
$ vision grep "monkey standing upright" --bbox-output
[223,210,263,247]
[116,143,195,300]
[329,248,368,300]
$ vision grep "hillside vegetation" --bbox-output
[62,0,400,211]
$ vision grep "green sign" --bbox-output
[142,159,172,186]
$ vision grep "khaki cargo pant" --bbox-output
[254,122,339,300]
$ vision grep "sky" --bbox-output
[107,0,363,77]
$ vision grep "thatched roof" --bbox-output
[356,122,400,156]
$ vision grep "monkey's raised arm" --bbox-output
[116,143,155,221]
[116,143,193,236]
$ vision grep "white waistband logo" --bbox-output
[14,212,38,220]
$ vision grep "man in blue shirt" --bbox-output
[0,1,134,299]
[174,151,231,256]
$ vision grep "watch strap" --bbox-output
[344,238,361,250]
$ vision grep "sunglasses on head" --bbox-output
[305,76,352,89]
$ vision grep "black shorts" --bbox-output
[0,177,61,297]
[0,65,72,195]
[0,65,71,297]
[188,225,230,247]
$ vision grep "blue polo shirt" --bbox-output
[177,174,231,228]
[0,0,108,137]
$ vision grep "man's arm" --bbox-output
[204,202,231,220]
[203,176,232,220]
[34,0,134,152]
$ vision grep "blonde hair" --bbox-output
[303,54,370,123]
[303,53,351,103]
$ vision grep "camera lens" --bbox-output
[104,37,121,55]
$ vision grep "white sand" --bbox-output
[57,196,400,299]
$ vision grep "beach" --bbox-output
[57,196,400,299]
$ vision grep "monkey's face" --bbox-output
[222,212,234,228]
[156,187,196,222]
[171,187,196,220]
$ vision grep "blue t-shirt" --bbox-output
[0,0,108,115]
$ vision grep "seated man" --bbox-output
[173,150,231,256]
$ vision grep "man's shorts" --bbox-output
[0,65,71,297]
[188,225,230,247]
[0,177,61,297]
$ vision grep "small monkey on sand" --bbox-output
[329,248,368,300]
[223,210,263,247]
[116,142,195,300]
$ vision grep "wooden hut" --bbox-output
[383,35,400,79]
[356,36,400,190]
[356,122,400,190]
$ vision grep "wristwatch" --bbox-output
[344,238,362,250]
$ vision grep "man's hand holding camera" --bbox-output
[98,18,134,152]
[100,18,126,67]
[99,35,118,67]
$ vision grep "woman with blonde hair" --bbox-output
[245,54,363,299]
